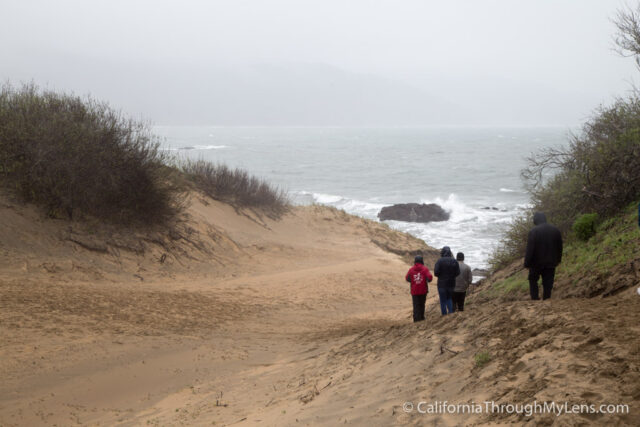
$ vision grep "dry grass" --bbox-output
[179,159,289,218]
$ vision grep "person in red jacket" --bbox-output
[405,255,433,322]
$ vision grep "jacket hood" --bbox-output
[440,246,453,257]
[533,212,547,225]
[414,255,424,265]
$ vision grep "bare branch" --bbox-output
[613,4,640,70]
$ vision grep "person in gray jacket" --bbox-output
[453,252,473,312]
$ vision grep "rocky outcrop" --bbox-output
[472,268,490,277]
[378,203,449,223]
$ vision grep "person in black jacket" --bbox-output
[434,246,460,315]
[524,212,563,300]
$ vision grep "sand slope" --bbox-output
[1,194,638,426]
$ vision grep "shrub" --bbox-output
[474,351,491,368]
[179,159,289,218]
[487,5,640,273]
[572,213,599,241]
[0,83,182,224]
[523,95,640,227]
[488,212,532,271]
[490,95,640,271]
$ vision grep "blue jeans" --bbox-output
[438,287,454,315]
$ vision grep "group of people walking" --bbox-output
[405,212,563,322]
[405,247,473,322]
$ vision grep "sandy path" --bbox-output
[0,252,418,426]
[0,197,425,426]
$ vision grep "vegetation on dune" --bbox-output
[488,101,640,272]
[487,214,532,272]
[474,351,491,368]
[0,83,183,224]
[557,201,640,293]
[488,273,529,297]
[489,200,640,299]
[0,83,289,225]
[572,213,599,242]
[179,159,289,218]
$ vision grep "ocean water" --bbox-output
[154,126,571,269]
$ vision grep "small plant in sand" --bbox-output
[474,351,491,368]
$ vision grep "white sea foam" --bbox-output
[294,191,519,268]
[292,191,385,219]
[193,145,228,150]
[311,192,344,204]
[163,145,228,151]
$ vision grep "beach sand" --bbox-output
[1,194,638,426]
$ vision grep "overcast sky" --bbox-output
[1,0,637,126]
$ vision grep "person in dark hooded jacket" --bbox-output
[405,255,433,322]
[524,212,563,300]
[434,246,460,315]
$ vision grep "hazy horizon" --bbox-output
[1,0,637,126]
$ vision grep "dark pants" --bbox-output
[528,267,555,300]
[437,287,454,315]
[452,291,466,312]
[412,294,427,322]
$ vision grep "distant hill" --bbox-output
[3,55,470,125]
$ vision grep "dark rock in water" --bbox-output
[482,206,500,211]
[472,268,490,277]
[378,203,449,223]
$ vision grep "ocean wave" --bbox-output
[419,194,476,222]
[310,192,344,204]
[161,145,228,151]
[499,187,518,193]
[192,145,228,150]
[293,191,385,219]
[295,191,523,269]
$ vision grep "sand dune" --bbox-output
[0,194,638,426]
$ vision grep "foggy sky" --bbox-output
[1,0,637,126]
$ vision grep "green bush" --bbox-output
[488,212,532,271]
[474,351,491,368]
[178,159,289,218]
[0,83,182,224]
[572,213,599,241]
[523,97,640,231]
[490,96,640,271]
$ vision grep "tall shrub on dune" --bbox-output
[0,83,182,224]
